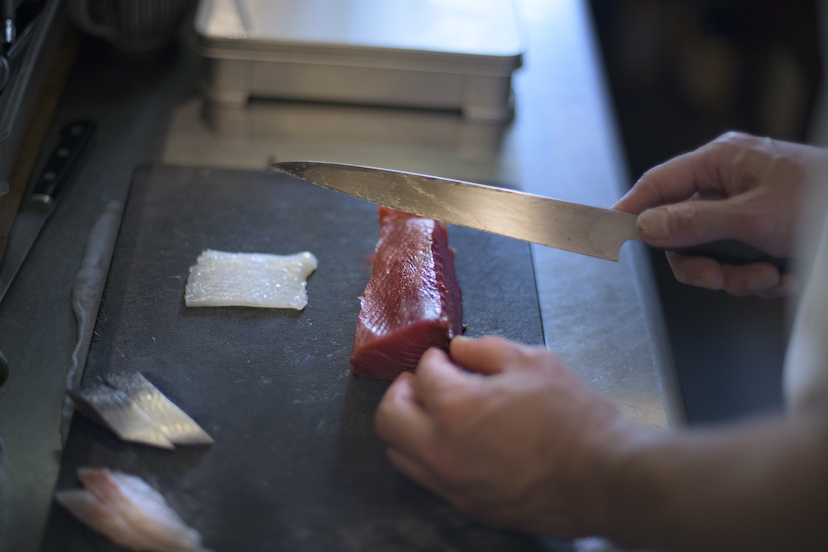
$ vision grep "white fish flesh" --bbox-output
[185,249,317,309]
[55,468,208,552]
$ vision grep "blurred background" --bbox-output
[588,0,824,424]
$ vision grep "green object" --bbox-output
[0,348,9,386]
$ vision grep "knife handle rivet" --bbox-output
[56,147,70,158]
[43,171,56,182]
[70,124,84,136]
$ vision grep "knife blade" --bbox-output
[272,161,786,268]
[0,119,96,304]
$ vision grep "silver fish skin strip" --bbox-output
[69,385,175,449]
[105,372,214,446]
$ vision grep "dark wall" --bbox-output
[590,0,822,179]
[588,1,823,424]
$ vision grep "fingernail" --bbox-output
[638,208,670,240]
[449,335,469,353]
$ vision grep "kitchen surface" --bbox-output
[0,1,686,550]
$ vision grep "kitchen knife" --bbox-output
[0,119,96,305]
[272,161,786,269]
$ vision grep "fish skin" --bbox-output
[55,468,209,552]
[103,372,214,446]
[350,207,463,380]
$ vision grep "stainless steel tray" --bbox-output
[193,0,523,121]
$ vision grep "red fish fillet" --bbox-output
[350,207,463,380]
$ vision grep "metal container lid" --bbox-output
[194,0,523,71]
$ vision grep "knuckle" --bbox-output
[433,387,484,427]
[710,131,767,160]
[722,264,775,297]
[718,134,801,190]
[714,130,756,145]
[667,200,701,234]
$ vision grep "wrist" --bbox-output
[579,418,668,545]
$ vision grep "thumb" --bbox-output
[449,335,534,376]
[637,198,755,248]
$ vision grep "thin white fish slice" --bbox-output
[185,249,318,309]
[55,468,209,552]
[104,372,214,446]
[55,489,150,547]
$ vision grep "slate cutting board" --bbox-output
[40,165,570,551]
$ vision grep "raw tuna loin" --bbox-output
[350,207,463,380]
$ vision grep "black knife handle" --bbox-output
[662,240,789,272]
[30,119,96,206]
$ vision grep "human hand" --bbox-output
[613,132,828,297]
[374,335,634,538]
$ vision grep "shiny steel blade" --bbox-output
[273,161,639,261]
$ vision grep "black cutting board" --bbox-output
[41,165,569,552]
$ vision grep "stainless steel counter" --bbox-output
[0,1,684,550]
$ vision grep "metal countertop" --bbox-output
[0,1,684,550]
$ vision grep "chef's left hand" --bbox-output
[374,335,634,538]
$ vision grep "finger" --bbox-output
[448,335,529,376]
[413,347,481,412]
[612,145,726,214]
[756,273,798,299]
[636,196,762,249]
[665,252,725,290]
[387,447,475,520]
[386,447,475,513]
[666,252,793,297]
[418,346,471,381]
[375,373,433,454]
[720,262,783,297]
[386,447,444,495]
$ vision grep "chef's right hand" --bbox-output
[613,132,828,298]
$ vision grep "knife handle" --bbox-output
[30,119,96,207]
[662,240,788,272]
